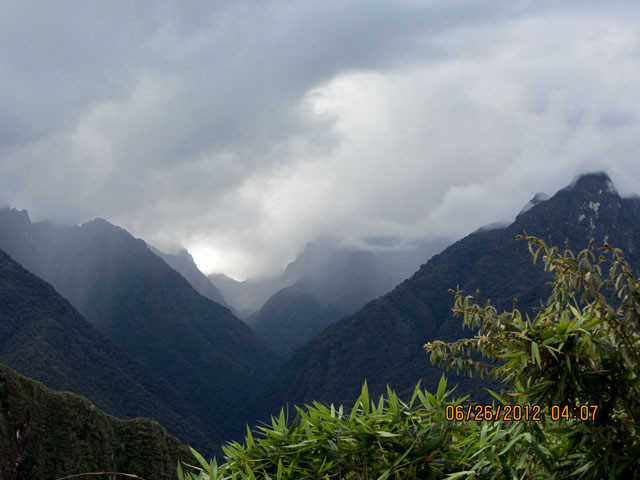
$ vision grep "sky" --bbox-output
[1,1,640,279]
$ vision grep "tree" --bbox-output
[426,235,640,478]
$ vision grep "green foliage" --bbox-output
[180,377,486,479]
[425,235,640,478]
[179,379,564,479]
[0,363,192,480]
[182,235,640,479]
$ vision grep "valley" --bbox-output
[2,172,639,477]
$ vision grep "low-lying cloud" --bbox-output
[1,1,639,278]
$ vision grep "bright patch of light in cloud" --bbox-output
[1,1,640,278]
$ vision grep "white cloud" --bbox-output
[1,1,640,279]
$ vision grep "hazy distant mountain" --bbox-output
[281,240,427,312]
[208,272,287,318]
[149,245,230,309]
[246,239,446,357]
[209,237,447,317]
[246,282,347,358]
[211,238,446,319]
[0,362,191,480]
[0,213,279,442]
[0,248,221,453]
[257,172,640,416]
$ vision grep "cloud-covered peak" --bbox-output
[2,1,640,278]
[565,171,619,196]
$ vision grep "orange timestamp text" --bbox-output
[445,404,599,422]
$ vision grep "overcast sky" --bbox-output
[2,1,640,279]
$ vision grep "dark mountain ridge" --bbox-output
[148,245,231,310]
[247,282,347,358]
[0,213,279,442]
[256,172,640,417]
[244,238,447,357]
[0,247,221,453]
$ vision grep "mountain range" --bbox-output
[216,237,447,357]
[211,238,446,316]
[0,245,222,452]
[0,211,278,448]
[254,172,640,419]
[1,171,638,473]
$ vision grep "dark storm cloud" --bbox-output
[1,1,639,277]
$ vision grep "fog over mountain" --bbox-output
[254,172,640,420]
[0,209,278,448]
[148,245,231,309]
[210,236,447,315]
[2,1,640,279]
[0,247,220,453]
[234,236,448,357]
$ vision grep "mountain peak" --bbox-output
[0,207,32,228]
[80,218,118,233]
[565,171,618,196]
[518,192,550,215]
[178,247,193,260]
[85,217,112,226]
[515,171,622,223]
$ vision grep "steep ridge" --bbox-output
[0,362,191,480]
[0,214,279,440]
[247,282,347,358]
[210,238,446,318]
[149,245,231,309]
[258,172,640,415]
[0,248,221,453]
[245,239,447,357]
[246,247,401,358]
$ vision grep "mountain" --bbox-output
[211,238,446,319]
[246,282,347,358]
[0,213,279,441]
[220,238,446,356]
[148,245,231,309]
[257,172,640,415]
[0,362,191,480]
[0,247,221,453]
[280,242,417,313]
[208,273,287,318]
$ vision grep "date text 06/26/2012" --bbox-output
[445,404,599,422]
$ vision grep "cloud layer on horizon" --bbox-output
[2,1,640,278]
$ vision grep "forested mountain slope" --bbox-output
[0,362,191,480]
[258,172,640,416]
[247,282,347,358]
[246,238,446,357]
[0,248,221,453]
[0,213,278,441]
